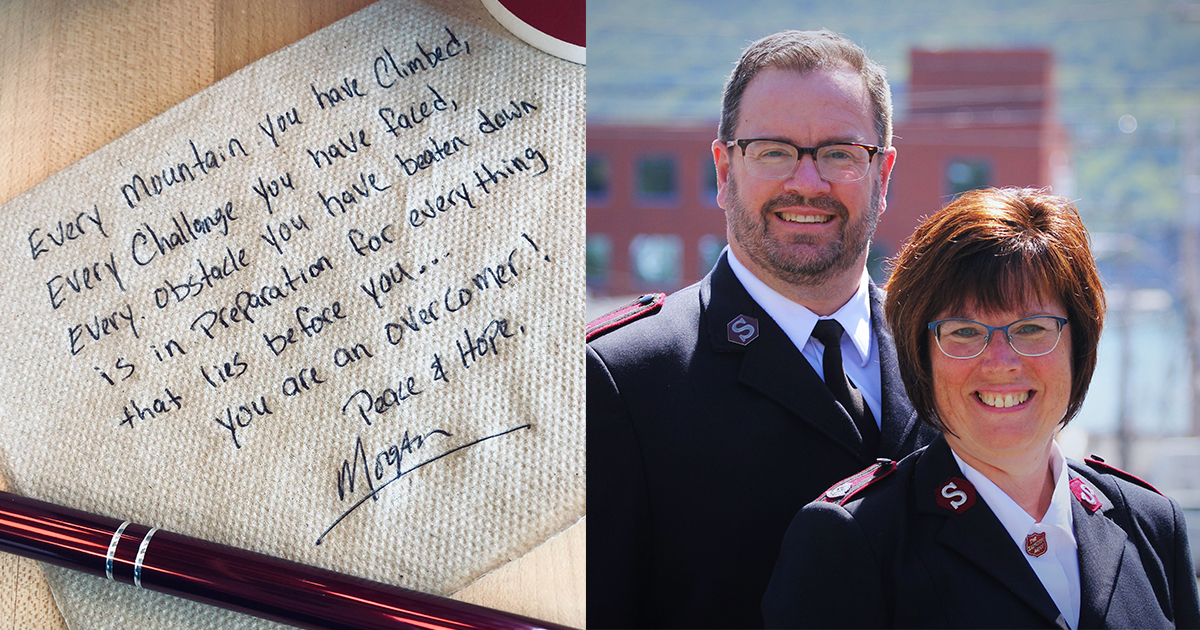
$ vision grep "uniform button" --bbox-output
[826,481,854,499]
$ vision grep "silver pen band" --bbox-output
[133,527,158,588]
[105,521,131,581]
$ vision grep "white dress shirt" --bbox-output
[726,249,881,426]
[953,443,1081,630]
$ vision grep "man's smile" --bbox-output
[778,212,834,224]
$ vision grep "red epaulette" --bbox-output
[1084,455,1162,495]
[817,459,896,506]
[586,293,666,342]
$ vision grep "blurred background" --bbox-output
[586,0,1200,555]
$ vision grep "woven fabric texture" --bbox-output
[0,0,584,627]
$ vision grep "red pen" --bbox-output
[0,491,573,630]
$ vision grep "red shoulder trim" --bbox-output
[586,293,666,342]
[817,460,896,506]
[1084,455,1162,496]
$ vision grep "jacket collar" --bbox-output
[915,436,1131,629]
[915,436,1068,627]
[1067,466,1126,628]
[700,253,920,463]
[871,282,922,459]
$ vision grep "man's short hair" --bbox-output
[718,29,893,149]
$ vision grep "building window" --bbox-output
[701,155,720,207]
[587,155,610,203]
[698,234,725,276]
[945,159,991,198]
[630,234,683,287]
[586,234,612,286]
[636,156,678,206]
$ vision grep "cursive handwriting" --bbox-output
[315,423,530,545]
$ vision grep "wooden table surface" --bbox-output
[0,1,584,627]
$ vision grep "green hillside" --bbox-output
[588,0,1200,230]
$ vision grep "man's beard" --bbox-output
[725,174,881,287]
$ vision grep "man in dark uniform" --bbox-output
[587,30,937,628]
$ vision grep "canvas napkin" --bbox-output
[0,0,583,627]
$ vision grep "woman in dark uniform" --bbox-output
[762,187,1200,629]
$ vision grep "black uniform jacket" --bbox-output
[762,434,1200,629]
[588,254,936,628]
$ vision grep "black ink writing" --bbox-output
[359,260,420,310]
[260,214,310,256]
[257,107,302,149]
[311,77,367,110]
[317,171,391,218]
[333,342,374,368]
[347,223,396,257]
[212,395,273,449]
[473,147,549,195]
[377,85,457,138]
[29,205,108,261]
[190,254,333,340]
[297,300,346,337]
[315,423,528,546]
[200,351,248,388]
[341,373,423,426]
[282,365,325,397]
[381,247,527,345]
[119,139,248,209]
[267,299,347,356]
[153,247,250,309]
[307,128,372,169]
[131,201,239,267]
[522,232,552,262]
[68,302,139,356]
[149,338,186,362]
[430,353,448,383]
[336,429,450,502]
[251,172,294,215]
[477,98,537,134]
[46,251,125,309]
[406,182,475,229]
[94,357,135,386]
[456,318,520,369]
[118,387,183,428]
[372,27,470,89]
[394,135,469,176]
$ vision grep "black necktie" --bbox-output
[811,319,880,456]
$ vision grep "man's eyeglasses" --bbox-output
[727,138,881,182]
[927,316,1069,360]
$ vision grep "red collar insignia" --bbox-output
[1070,477,1103,513]
[1025,531,1048,557]
[936,477,977,513]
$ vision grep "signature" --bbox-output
[315,423,531,545]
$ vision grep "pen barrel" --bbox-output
[0,491,572,630]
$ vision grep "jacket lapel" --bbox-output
[869,284,923,460]
[916,437,1066,626]
[702,254,869,462]
[1069,471,1125,628]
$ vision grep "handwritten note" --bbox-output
[0,1,583,627]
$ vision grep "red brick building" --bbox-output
[878,49,1070,257]
[586,126,725,295]
[587,49,1069,297]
